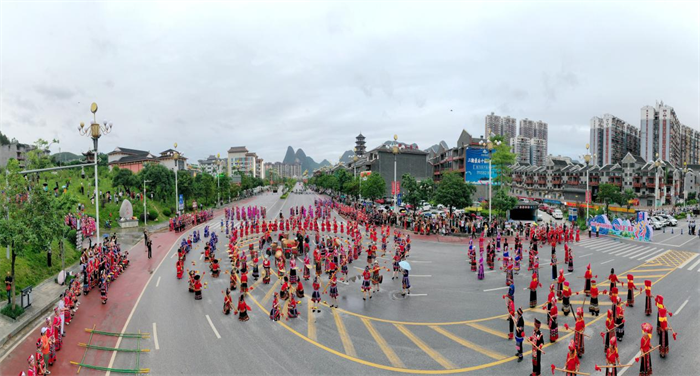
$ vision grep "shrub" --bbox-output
[1,303,25,320]
[162,208,171,217]
[67,229,77,245]
[148,211,158,221]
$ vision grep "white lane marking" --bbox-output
[618,351,641,376]
[678,253,699,269]
[564,272,572,276]
[485,270,497,274]
[608,245,637,255]
[406,293,428,297]
[685,256,700,271]
[206,314,222,339]
[483,286,509,292]
[153,322,160,350]
[632,248,659,260]
[678,236,699,247]
[410,275,432,277]
[410,261,433,263]
[601,259,615,265]
[601,244,630,253]
[199,254,204,260]
[106,216,215,376]
[645,249,668,261]
[580,253,593,258]
[675,298,689,315]
[170,252,176,259]
[156,276,161,287]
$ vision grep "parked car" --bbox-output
[552,209,563,220]
[652,216,669,227]
[657,214,677,226]
[649,218,663,230]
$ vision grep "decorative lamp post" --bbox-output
[480,138,502,223]
[392,135,399,211]
[683,162,688,211]
[654,153,661,212]
[216,153,222,207]
[583,144,592,220]
[174,143,179,215]
[78,102,112,242]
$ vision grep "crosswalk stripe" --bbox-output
[362,318,405,368]
[616,246,646,257]
[675,253,698,269]
[644,249,668,261]
[395,324,456,369]
[685,256,700,271]
[632,248,659,260]
[602,243,632,253]
[608,245,637,255]
[625,248,652,258]
[430,325,507,361]
[333,309,357,357]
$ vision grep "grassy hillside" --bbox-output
[0,239,80,295]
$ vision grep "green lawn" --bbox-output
[0,239,80,295]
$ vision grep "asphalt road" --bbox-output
[109,187,700,376]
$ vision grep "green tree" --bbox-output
[621,189,637,210]
[26,138,57,170]
[112,168,138,192]
[138,164,175,201]
[401,173,422,212]
[335,169,353,193]
[597,183,621,214]
[418,178,436,203]
[343,177,360,198]
[361,173,386,201]
[490,138,516,187]
[491,188,517,219]
[434,171,476,215]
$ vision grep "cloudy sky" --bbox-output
[2,1,698,164]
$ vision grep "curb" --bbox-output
[0,294,62,351]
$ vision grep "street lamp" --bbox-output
[583,144,592,221]
[480,138,502,223]
[217,153,221,207]
[683,162,688,211]
[392,134,399,211]
[78,102,112,242]
[143,180,152,226]
[654,153,661,213]
[174,143,179,215]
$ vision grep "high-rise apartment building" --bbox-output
[511,136,531,164]
[680,124,700,166]
[640,101,682,166]
[590,114,640,166]
[529,138,548,167]
[518,118,548,159]
[485,112,517,144]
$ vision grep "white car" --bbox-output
[552,209,563,220]
[658,214,677,226]
[649,218,663,230]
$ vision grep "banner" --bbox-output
[588,214,653,242]
[464,148,497,185]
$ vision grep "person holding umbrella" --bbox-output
[399,260,411,296]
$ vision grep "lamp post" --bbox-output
[480,138,502,223]
[143,180,152,226]
[654,153,661,213]
[583,144,592,221]
[392,134,399,211]
[216,153,222,207]
[78,102,112,243]
[683,162,688,211]
[174,143,179,215]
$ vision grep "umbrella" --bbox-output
[399,261,411,271]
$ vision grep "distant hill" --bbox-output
[281,146,328,172]
[339,150,354,164]
[52,151,82,163]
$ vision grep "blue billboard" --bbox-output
[465,148,497,185]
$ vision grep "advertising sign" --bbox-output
[588,214,653,242]
[178,194,184,211]
[464,148,497,185]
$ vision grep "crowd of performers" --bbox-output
[175,201,414,323]
[169,209,214,232]
[22,235,130,376]
[490,223,676,376]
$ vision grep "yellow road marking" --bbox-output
[395,324,456,369]
[362,318,405,368]
[261,278,282,306]
[333,309,357,357]
[307,298,316,341]
[466,322,508,339]
[569,300,612,306]
[629,268,674,272]
[622,274,665,278]
[430,326,507,361]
